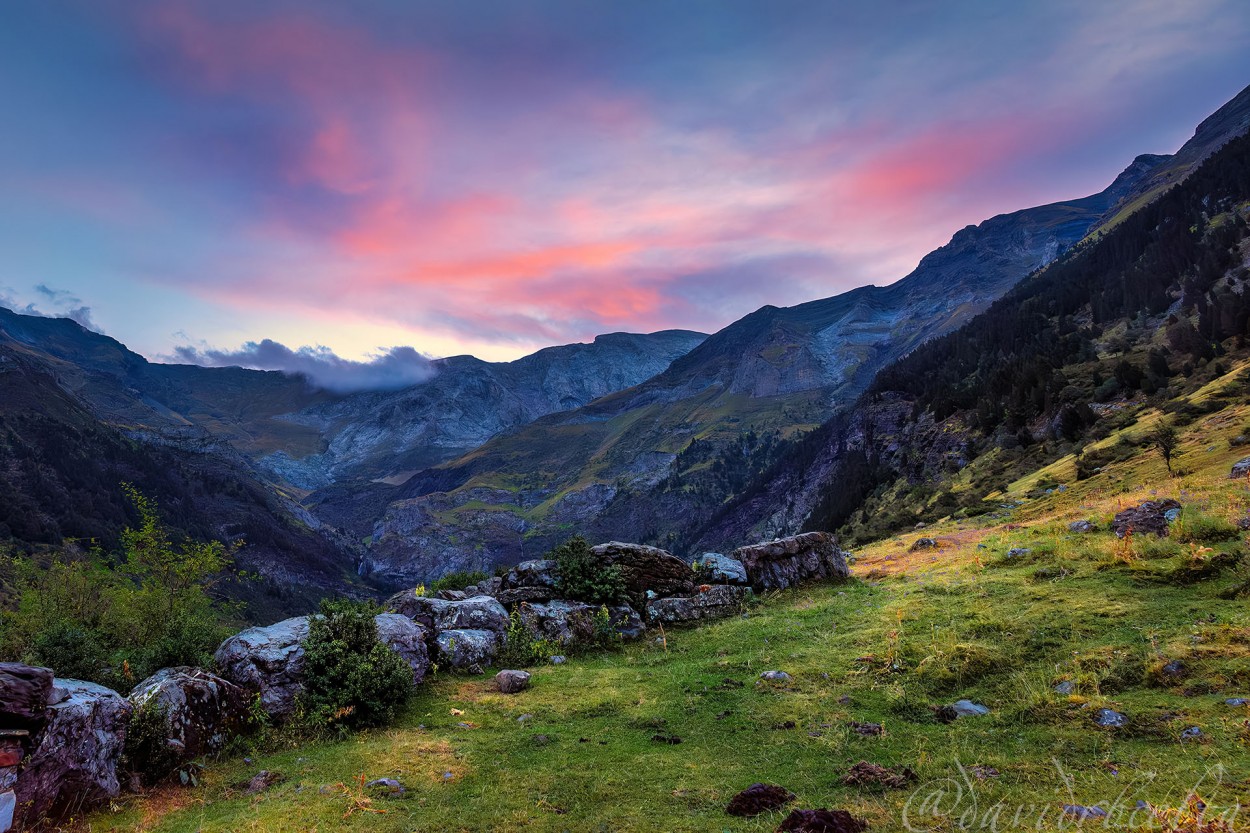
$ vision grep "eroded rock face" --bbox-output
[384,595,509,635]
[214,616,310,719]
[374,614,431,686]
[518,601,643,645]
[693,553,748,585]
[0,663,53,728]
[646,585,751,624]
[15,679,131,827]
[1111,500,1181,538]
[732,532,850,591]
[591,542,695,597]
[434,629,499,670]
[128,667,247,762]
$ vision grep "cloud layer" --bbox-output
[170,341,435,393]
[1,1,1248,362]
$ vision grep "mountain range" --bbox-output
[2,82,1248,616]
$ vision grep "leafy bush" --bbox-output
[299,599,413,730]
[496,610,558,668]
[0,485,239,690]
[550,536,626,605]
[428,570,488,594]
[122,701,181,786]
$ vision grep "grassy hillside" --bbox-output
[84,400,1250,832]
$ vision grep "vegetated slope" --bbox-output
[89,405,1250,832]
[353,94,1250,585]
[702,126,1250,551]
[0,338,363,620]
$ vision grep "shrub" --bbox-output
[299,599,412,730]
[428,570,488,594]
[550,537,626,605]
[122,701,181,786]
[496,610,558,668]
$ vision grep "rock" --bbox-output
[1164,508,1182,523]
[518,600,643,646]
[502,559,560,591]
[495,670,531,694]
[1068,520,1096,534]
[0,663,53,728]
[1094,708,1128,728]
[1006,548,1032,559]
[646,585,751,624]
[434,629,499,670]
[1160,659,1186,679]
[591,542,695,597]
[777,808,868,833]
[128,667,248,762]
[245,770,284,794]
[950,700,989,717]
[693,553,748,585]
[1225,698,1248,706]
[909,538,939,552]
[849,721,883,736]
[373,614,431,686]
[467,576,504,598]
[725,783,796,817]
[436,589,468,601]
[759,671,792,683]
[732,532,851,591]
[14,679,131,827]
[213,616,310,719]
[1054,681,1075,695]
[1231,456,1250,478]
[385,595,509,635]
[842,761,918,789]
[365,777,405,794]
[1180,726,1203,741]
[549,655,567,665]
[1111,499,1181,538]
[1063,805,1108,820]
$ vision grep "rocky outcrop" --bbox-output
[14,680,131,827]
[373,614,432,687]
[385,595,509,635]
[693,553,748,585]
[214,616,310,719]
[646,585,751,624]
[518,601,644,645]
[591,542,695,597]
[434,629,499,670]
[1111,500,1182,538]
[732,532,850,591]
[128,667,247,763]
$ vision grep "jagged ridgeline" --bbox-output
[708,129,1250,547]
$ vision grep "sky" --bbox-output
[1,1,1248,381]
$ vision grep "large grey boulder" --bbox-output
[374,614,431,686]
[128,667,247,763]
[1111,500,1181,538]
[518,601,643,646]
[693,553,749,585]
[14,680,130,827]
[732,532,851,591]
[434,629,499,670]
[0,663,53,728]
[497,559,561,605]
[591,541,695,597]
[646,585,751,624]
[214,616,310,719]
[384,595,509,635]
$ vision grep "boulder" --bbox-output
[693,553,748,585]
[1111,500,1181,538]
[518,600,643,645]
[732,532,851,591]
[591,542,695,597]
[646,585,751,624]
[0,663,53,728]
[1068,520,1096,534]
[909,537,939,552]
[434,629,499,670]
[496,560,560,606]
[1231,456,1250,478]
[1094,708,1128,728]
[436,589,467,601]
[759,670,792,683]
[374,614,431,686]
[466,576,503,597]
[949,699,989,717]
[214,616,310,719]
[128,667,248,762]
[495,670,531,694]
[384,595,508,635]
[14,680,130,826]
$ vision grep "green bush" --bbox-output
[0,485,239,690]
[550,537,626,605]
[496,610,558,668]
[299,598,413,730]
[428,570,488,594]
[122,701,181,786]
